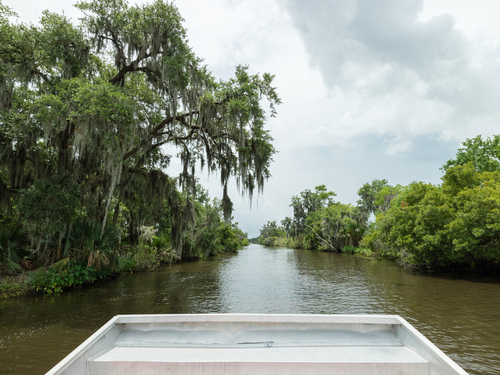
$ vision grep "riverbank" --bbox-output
[0,243,245,299]
[253,238,377,258]
[256,239,500,276]
[0,272,33,298]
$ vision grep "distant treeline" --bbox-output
[255,135,500,271]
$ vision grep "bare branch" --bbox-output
[306,224,338,253]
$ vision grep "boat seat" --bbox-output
[87,326,430,375]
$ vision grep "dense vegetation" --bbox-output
[0,0,271,295]
[255,184,371,254]
[257,135,500,271]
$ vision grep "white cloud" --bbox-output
[278,0,500,149]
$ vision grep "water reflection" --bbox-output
[1,244,499,374]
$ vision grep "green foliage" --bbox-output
[130,243,160,272]
[441,164,500,264]
[181,199,221,257]
[15,174,79,243]
[341,245,372,256]
[0,0,279,261]
[130,241,178,272]
[151,232,170,251]
[361,226,396,258]
[289,185,336,238]
[384,182,454,265]
[258,186,365,251]
[304,203,366,251]
[280,217,292,238]
[217,223,240,253]
[366,163,500,268]
[374,185,403,214]
[258,220,286,246]
[0,224,26,273]
[442,135,500,173]
[357,179,402,216]
[0,277,31,298]
[29,261,105,294]
[178,197,248,258]
[70,220,122,270]
[357,179,389,215]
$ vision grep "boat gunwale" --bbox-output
[396,316,469,375]
[45,316,120,375]
[114,313,403,325]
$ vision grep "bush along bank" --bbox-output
[256,136,500,272]
[0,191,249,297]
[1,225,248,298]
[0,274,32,298]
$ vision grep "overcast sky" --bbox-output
[5,0,500,237]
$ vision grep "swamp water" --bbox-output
[1,244,499,374]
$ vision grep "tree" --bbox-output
[258,220,285,245]
[259,220,283,239]
[304,203,366,252]
[374,185,403,214]
[0,1,280,260]
[357,179,390,215]
[442,135,500,173]
[365,163,500,268]
[289,185,336,237]
[280,217,292,238]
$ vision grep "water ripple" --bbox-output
[1,244,499,374]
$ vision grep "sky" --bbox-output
[5,0,500,237]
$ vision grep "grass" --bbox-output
[0,273,34,298]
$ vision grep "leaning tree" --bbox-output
[0,0,280,259]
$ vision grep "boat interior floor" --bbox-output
[87,323,430,375]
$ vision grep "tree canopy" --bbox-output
[289,185,336,237]
[362,163,500,268]
[442,135,500,173]
[0,0,280,259]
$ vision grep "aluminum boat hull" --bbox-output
[46,314,468,375]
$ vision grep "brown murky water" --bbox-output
[1,244,499,374]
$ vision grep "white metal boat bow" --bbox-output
[46,314,469,375]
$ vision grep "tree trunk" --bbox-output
[112,200,120,227]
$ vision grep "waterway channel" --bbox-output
[1,244,500,374]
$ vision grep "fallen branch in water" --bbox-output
[306,225,338,253]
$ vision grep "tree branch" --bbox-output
[109,52,152,85]
[150,111,197,137]
[81,172,107,191]
[83,108,211,190]
[125,166,148,177]
[306,224,338,253]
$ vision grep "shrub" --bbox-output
[0,277,32,298]
[0,225,27,273]
[29,261,105,294]
[70,220,121,270]
[131,243,160,271]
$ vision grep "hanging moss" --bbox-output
[0,0,280,258]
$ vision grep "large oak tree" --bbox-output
[0,0,280,258]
